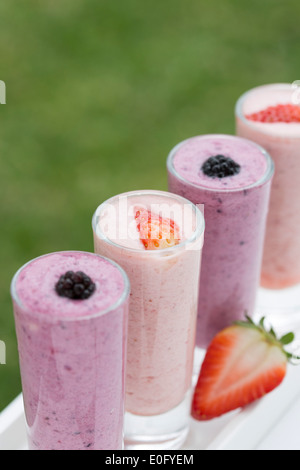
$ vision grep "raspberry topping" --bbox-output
[201,155,241,179]
[246,104,300,123]
[135,208,181,250]
[55,271,96,300]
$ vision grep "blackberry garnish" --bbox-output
[201,155,241,179]
[55,271,96,300]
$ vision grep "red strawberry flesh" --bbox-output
[135,208,181,250]
[246,104,300,123]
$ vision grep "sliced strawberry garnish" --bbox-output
[191,316,297,421]
[135,208,181,250]
[246,104,300,123]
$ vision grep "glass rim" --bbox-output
[235,83,300,139]
[10,250,131,322]
[167,133,274,193]
[92,189,205,255]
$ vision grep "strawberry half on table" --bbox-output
[192,316,298,421]
[135,207,181,250]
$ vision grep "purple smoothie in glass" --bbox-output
[167,134,274,349]
[11,251,130,450]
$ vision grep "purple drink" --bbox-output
[167,135,274,349]
[11,251,130,450]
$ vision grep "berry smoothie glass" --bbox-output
[10,251,130,450]
[167,135,274,352]
[92,190,205,449]
[236,84,300,328]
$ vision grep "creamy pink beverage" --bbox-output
[93,190,205,449]
[236,84,300,289]
[11,251,129,450]
[167,135,274,348]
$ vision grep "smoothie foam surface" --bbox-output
[13,251,126,319]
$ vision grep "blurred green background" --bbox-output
[0,0,300,411]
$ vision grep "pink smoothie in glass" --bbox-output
[93,191,205,417]
[167,134,274,348]
[11,251,129,450]
[236,83,300,289]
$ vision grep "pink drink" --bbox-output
[236,84,300,289]
[92,190,204,449]
[167,135,274,348]
[11,251,129,450]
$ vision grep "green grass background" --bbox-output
[0,0,300,411]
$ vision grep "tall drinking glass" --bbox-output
[236,84,300,331]
[11,251,130,450]
[92,190,205,450]
[167,134,274,357]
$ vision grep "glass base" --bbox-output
[124,392,191,450]
[255,283,300,334]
